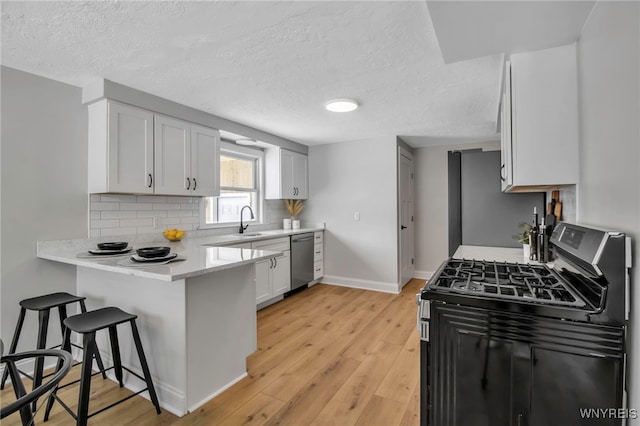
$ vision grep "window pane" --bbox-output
[217,191,255,223]
[204,191,257,224]
[220,155,254,189]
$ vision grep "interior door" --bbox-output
[399,148,414,286]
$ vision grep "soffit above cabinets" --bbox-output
[427,1,596,64]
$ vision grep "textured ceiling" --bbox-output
[1,1,503,147]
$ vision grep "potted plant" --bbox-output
[284,199,304,230]
[513,222,532,261]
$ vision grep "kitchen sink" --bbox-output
[237,233,262,238]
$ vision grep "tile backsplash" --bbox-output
[89,194,291,238]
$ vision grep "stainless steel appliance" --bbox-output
[290,233,314,292]
[417,222,631,426]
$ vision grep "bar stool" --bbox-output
[44,307,161,425]
[0,293,106,401]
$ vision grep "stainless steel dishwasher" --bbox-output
[290,233,315,292]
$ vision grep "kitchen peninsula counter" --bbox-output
[35,229,322,417]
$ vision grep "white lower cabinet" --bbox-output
[313,231,324,281]
[255,259,272,305]
[251,237,291,306]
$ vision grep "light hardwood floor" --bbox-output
[1,279,424,425]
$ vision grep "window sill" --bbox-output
[197,221,263,230]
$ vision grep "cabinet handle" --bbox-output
[274,257,277,268]
[269,258,274,269]
[193,178,197,190]
[500,164,505,182]
[148,173,153,188]
[186,177,191,190]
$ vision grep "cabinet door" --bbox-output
[272,251,291,297]
[431,304,514,426]
[280,149,296,198]
[154,115,191,195]
[255,258,272,305]
[107,102,154,193]
[500,61,513,192]
[529,347,622,426]
[293,152,308,199]
[190,124,220,197]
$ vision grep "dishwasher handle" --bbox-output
[292,236,314,242]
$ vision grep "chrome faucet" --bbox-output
[239,205,254,234]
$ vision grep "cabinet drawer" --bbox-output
[314,231,323,243]
[313,243,323,261]
[313,260,324,280]
[252,237,290,252]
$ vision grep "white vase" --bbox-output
[283,218,292,230]
[523,243,531,263]
[292,219,301,230]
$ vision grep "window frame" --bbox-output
[199,141,264,229]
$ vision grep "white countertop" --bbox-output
[453,245,533,264]
[37,227,324,282]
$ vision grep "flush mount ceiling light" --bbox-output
[236,138,258,146]
[325,99,359,112]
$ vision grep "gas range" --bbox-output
[427,259,585,308]
[420,222,630,325]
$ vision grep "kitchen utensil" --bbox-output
[554,202,562,222]
[131,252,178,263]
[136,247,171,259]
[97,242,128,251]
[83,248,133,257]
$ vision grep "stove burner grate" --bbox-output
[431,259,585,308]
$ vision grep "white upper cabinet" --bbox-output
[501,43,579,192]
[265,148,308,199]
[190,124,220,197]
[154,116,220,196]
[89,99,220,196]
[89,100,154,194]
[154,115,191,195]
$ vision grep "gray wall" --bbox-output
[304,136,399,292]
[576,1,640,418]
[1,66,88,350]
[459,150,544,248]
[413,140,501,278]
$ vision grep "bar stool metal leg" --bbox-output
[77,300,107,379]
[32,309,51,411]
[108,326,124,387]
[76,333,96,426]
[0,307,26,389]
[131,321,161,414]
[43,327,72,422]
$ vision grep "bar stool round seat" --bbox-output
[63,307,136,334]
[1,292,106,404]
[44,307,161,426]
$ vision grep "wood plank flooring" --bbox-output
[1,279,424,425]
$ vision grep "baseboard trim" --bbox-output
[322,275,399,294]
[187,372,248,413]
[414,270,434,280]
[95,349,187,416]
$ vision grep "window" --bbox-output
[202,143,262,227]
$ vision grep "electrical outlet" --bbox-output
[354,211,360,221]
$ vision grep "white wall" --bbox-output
[304,136,399,293]
[576,1,640,418]
[413,141,501,277]
[1,66,88,350]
